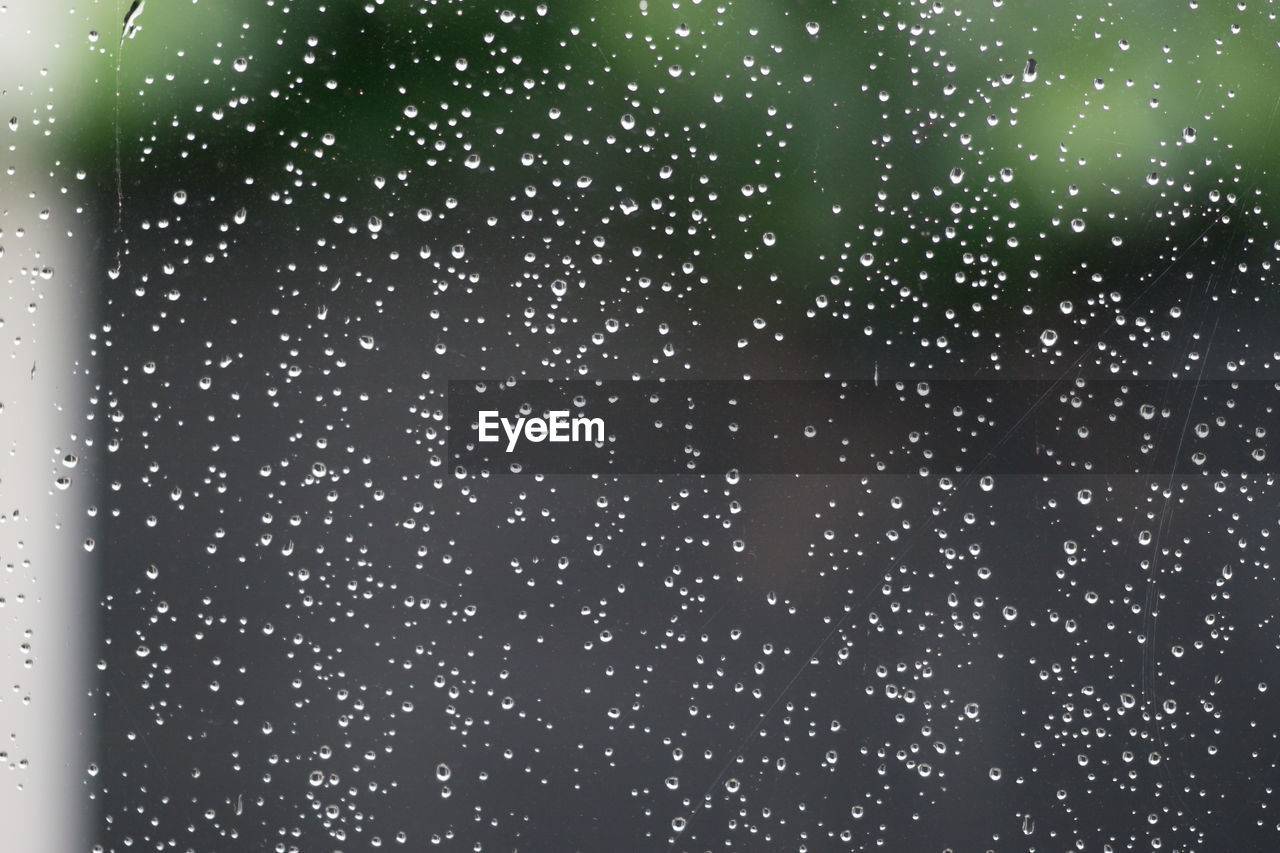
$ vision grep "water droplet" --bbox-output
[1040,329,1058,347]
[805,21,820,36]
[436,763,451,782]
[173,190,187,205]
[233,57,249,73]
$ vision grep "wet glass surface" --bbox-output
[5,1,1280,850]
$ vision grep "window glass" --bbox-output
[4,2,1278,850]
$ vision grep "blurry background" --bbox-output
[4,0,1279,850]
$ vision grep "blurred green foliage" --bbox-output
[70,0,1280,345]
